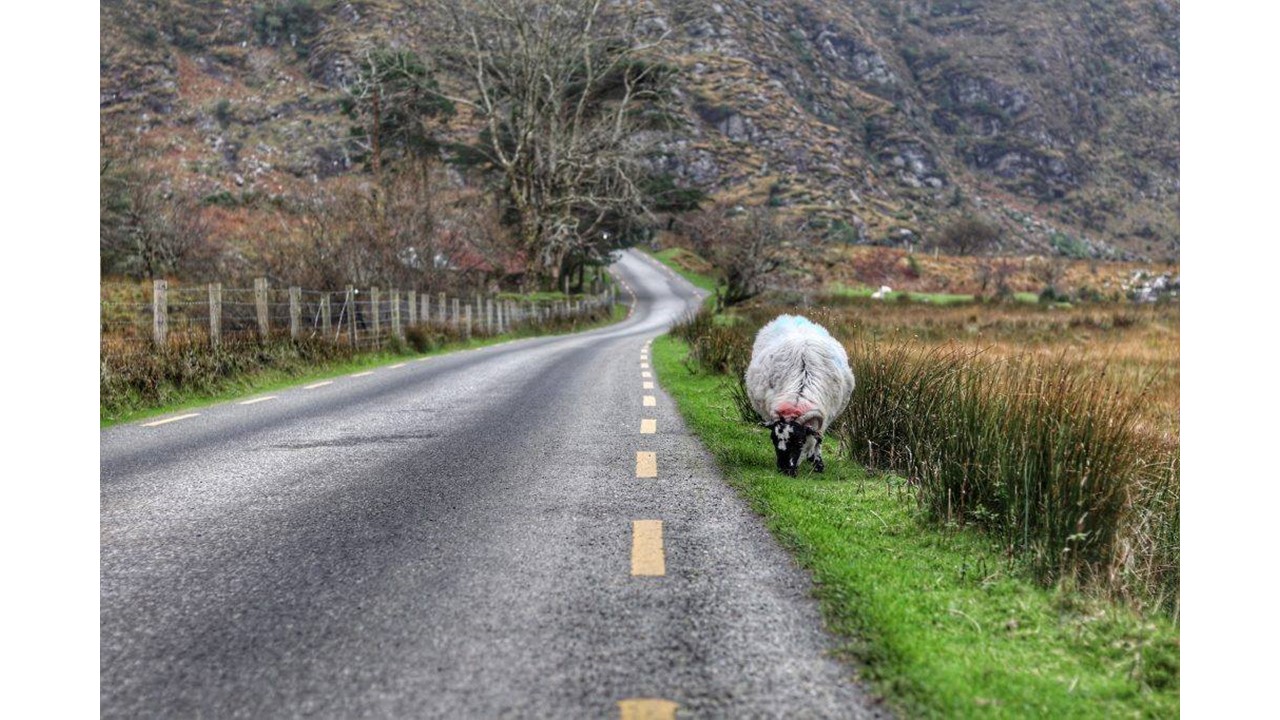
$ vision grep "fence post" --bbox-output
[391,288,402,339]
[321,293,331,339]
[464,304,473,340]
[370,286,381,342]
[439,292,447,324]
[289,286,301,339]
[208,282,221,348]
[254,278,269,339]
[345,286,357,345]
[408,290,417,328]
[486,298,493,335]
[152,279,168,346]
[452,297,460,330]
[421,292,430,326]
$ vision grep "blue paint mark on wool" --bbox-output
[773,315,831,337]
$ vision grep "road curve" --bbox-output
[101,249,886,718]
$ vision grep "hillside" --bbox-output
[100,0,1179,270]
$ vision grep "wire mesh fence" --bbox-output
[102,279,619,361]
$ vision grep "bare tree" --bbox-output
[100,130,211,280]
[975,258,1018,300]
[417,0,676,287]
[681,205,791,307]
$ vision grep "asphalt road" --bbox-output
[101,249,887,719]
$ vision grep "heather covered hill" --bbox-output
[100,0,1179,276]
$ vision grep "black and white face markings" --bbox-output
[770,420,822,477]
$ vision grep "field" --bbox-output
[652,250,1180,714]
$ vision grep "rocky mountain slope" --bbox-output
[100,0,1179,264]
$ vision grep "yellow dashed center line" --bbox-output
[643,395,656,407]
[630,520,665,577]
[351,371,375,377]
[636,451,657,477]
[141,413,199,427]
[640,419,656,434]
[643,381,654,390]
[618,698,678,719]
[239,396,277,405]
[304,381,333,390]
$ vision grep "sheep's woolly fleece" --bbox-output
[745,315,856,433]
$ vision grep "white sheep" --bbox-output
[870,285,892,300]
[745,315,856,476]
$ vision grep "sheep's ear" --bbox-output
[803,417,822,432]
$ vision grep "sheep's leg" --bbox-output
[809,436,825,473]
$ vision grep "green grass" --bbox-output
[828,283,978,305]
[652,335,1179,719]
[102,302,628,427]
[643,247,721,295]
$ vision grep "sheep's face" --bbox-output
[770,420,814,477]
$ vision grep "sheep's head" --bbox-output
[769,419,817,477]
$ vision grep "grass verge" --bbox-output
[645,246,720,295]
[102,302,628,427]
[652,334,1179,719]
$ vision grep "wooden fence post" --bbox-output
[486,298,493,334]
[254,278,269,339]
[439,293,447,324]
[289,286,301,339]
[464,304,473,340]
[421,293,430,326]
[452,297,460,330]
[408,290,417,328]
[208,282,221,348]
[370,286,381,342]
[320,293,331,339]
[346,286,356,345]
[391,288,402,339]
[152,279,168,346]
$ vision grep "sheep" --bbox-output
[870,285,892,300]
[745,315,856,476]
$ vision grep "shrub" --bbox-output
[937,215,1001,255]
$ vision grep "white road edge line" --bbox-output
[141,413,200,427]
[238,396,277,405]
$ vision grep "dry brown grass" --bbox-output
[794,244,1179,299]
[799,299,1180,441]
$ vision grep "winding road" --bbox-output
[100,250,885,718]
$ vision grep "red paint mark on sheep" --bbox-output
[774,401,814,421]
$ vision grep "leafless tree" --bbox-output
[100,130,211,280]
[681,205,791,307]
[416,0,677,287]
[975,258,1018,300]
[287,164,517,292]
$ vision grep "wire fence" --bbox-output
[102,278,619,360]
